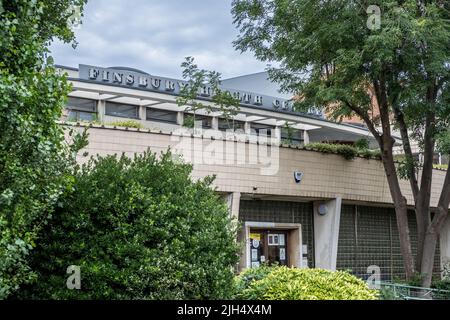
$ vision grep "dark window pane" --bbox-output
[67,97,96,112]
[281,128,304,144]
[78,112,97,121]
[146,108,178,123]
[67,110,97,122]
[251,123,274,136]
[105,102,139,119]
[218,118,245,131]
[186,114,212,129]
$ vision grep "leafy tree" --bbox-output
[176,57,240,131]
[0,0,87,298]
[232,0,450,286]
[19,151,240,299]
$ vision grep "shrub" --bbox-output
[183,115,195,128]
[235,266,378,300]
[305,143,357,160]
[108,120,144,129]
[18,150,240,299]
[305,142,381,160]
[354,138,370,150]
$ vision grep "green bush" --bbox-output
[305,143,357,160]
[18,150,240,299]
[0,0,87,298]
[305,142,381,160]
[235,266,378,300]
[108,120,144,129]
[354,138,370,150]
[183,115,195,128]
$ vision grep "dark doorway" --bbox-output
[249,229,288,267]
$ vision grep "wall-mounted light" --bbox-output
[294,171,304,184]
[318,204,328,216]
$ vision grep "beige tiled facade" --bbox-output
[74,124,446,208]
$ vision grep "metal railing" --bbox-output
[379,282,450,300]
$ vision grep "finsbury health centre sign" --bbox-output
[78,64,296,112]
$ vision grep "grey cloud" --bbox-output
[51,0,269,79]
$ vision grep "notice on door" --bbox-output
[279,248,286,261]
[251,249,258,261]
[250,233,261,241]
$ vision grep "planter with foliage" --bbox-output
[235,266,378,300]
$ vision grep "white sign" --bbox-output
[251,249,258,261]
[279,234,285,246]
[280,248,286,261]
[252,239,260,249]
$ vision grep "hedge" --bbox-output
[235,266,378,300]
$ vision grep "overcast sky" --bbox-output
[50,0,269,79]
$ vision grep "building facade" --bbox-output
[59,65,450,281]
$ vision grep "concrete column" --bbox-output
[440,215,450,276]
[211,116,219,130]
[274,126,281,144]
[177,111,184,126]
[224,192,240,220]
[97,100,106,122]
[313,197,342,270]
[244,121,251,135]
[139,105,146,121]
[303,130,310,145]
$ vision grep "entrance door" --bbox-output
[249,230,288,267]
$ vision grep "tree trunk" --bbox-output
[421,228,438,289]
[380,136,415,279]
[421,168,450,287]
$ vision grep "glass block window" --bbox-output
[66,97,97,122]
[239,200,315,268]
[105,102,139,119]
[146,108,178,124]
[337,205,441,281]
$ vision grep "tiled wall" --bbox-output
[73,125,447,208]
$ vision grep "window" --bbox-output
[218,118,245,131]
[185,114,212,129]
[146,108,178,124]
[281,128,304,145]
[105,102,139,119]
[66,97,97,121]
[251,123,274,137]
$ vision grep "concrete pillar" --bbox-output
[139,105,146,121]
[274,126,281,144]
[440,215,450,276]
[177,111,184,126]
[211,116,219,130]
[97,100,106,122]
[224,192,240,220]
[313,197,342,270]
[244,121,251,135]
[303,130,310,145]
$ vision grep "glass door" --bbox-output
[249,230,288,267]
